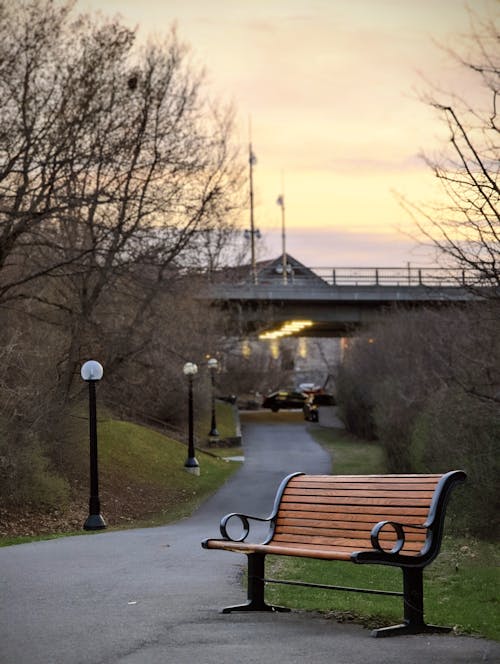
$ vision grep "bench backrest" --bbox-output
[271,474,451,557]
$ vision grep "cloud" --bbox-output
[260,227,436,267]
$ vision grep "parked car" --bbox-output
[302,392,336,421]
[262,391,307,412]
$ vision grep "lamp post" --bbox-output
[207,357,219,439]
[246,140,261,284]
[183,362,200,475]
[81,360,106,531]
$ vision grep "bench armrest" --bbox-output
[218,472,305,543]
[370,520,427,555]
[220,512,272,542]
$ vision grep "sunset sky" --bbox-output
[81,0,498,267]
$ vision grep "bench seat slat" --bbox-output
[272,534,423,553]
[292,474,442,482]
[274,541,366,550]
[277,515,426,528]
[285,484,434,498]
[203,539,357,560]
[281,495,433,507]
[272,532,423,547]
[279,504,429,523]
[283,489,434,504]
[274,525,426,542]
[274,536,424,552]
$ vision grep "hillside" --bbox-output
[0,417,239,543]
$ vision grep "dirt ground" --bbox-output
[0,475,183,539]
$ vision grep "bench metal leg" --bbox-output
[222,553,290,614]
[371,567,452,637]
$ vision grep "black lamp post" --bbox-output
[207,357,219,438]
[183,362,200,475]
[81,360,106,531]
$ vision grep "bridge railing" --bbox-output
[309,267,470,287]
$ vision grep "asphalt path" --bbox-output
[1,411,498,664]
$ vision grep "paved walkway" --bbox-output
[1,411,498,663]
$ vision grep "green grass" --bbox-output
[196,401,243,457]
[196,400,238,441]
[308,426,385,474]
[0,414,240,547]
[266,538,500,639]
[97,417,241,527]
[207,445,244,459]
[98,418,236,489]
[0,532,81,547]
[265,425,500,640]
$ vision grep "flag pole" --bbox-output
[249,142,257,284]
[277,172,287,285]
[248,117,258,284]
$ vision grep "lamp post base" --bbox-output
[83,513,107,531]
[184,457,200,476]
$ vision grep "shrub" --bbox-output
[335,334,382,440]
[0,430,70,508]
[335,303,500,537]
[335,368,377,440]
[373,379,419,471]
[411,389,500,539]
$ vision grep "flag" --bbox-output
[276,195,284,207]
[249,150,257,165]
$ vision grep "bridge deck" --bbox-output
[203,262,481,337]
[213,283,475,303]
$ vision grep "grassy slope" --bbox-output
[266,426,500,640]
[98,418,238,522]
[0,406,240,546]
[195,400,239,442]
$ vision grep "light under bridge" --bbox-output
[205,255,479,338]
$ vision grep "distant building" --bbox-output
[238,335,340,393]
[224,254,341,392]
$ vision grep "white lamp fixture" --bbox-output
[81,360,104,381]
[183,362,198,377]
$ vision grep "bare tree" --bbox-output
[401,12,499,294]
[0,1,244,396]
[0,1,248,512]
[0,0,90,299]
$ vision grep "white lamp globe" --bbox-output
[183,362,198,377]
[81,360,104,381]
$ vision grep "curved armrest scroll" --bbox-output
[220,512,271,542]
[370,520,406,555]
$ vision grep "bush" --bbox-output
[411,389,500,539]
[335,336,381,440]
[335,303,500,537]
[373,379,419,471]
[336,368,376,440]
[0,315,72,507]
[0,430,70,508]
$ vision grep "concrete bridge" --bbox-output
[207,255,477,337]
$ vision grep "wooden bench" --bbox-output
[202,470,466,637]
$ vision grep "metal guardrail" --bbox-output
[206,265,484,292]
[204,265,484,306]
[307,267,471,287]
